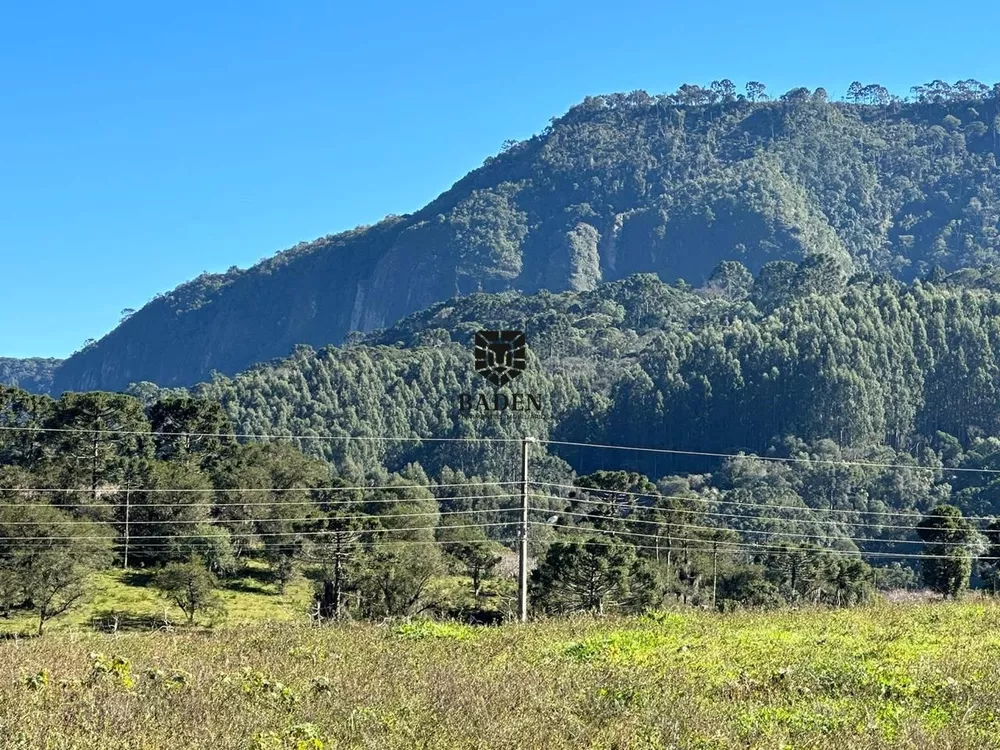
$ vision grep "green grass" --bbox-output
[0,561,315,634]
[3,601,1000,748]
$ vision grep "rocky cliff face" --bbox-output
[39,91,1000,394]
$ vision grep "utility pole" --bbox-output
[518,436,535,623]
[665,532,672,580]
[711,542,718,609]
[122,477,132,570]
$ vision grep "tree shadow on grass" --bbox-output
[126,563,276,595]
[223,578,274,595]
[217,561,279,594]
[122,570,156,587]
[90,609,171,633]
[299,565,326,583]
[237,563,281,585]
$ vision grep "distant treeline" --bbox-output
[569,78,1000,109]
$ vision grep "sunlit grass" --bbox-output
[0,560,315,634]
[3,600,1000,747]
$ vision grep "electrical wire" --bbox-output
[0,492,517,510]
[534,482,1000,521]
[539,438,1000,475]
[0,425,522,443]
[0,480,521,494]
[0,521,516,542]
[528,506,976,548]
[0,506,517,526]
[0,540,517,554]
[5,423,996,474]
[531,492,933,531]
[529,521,995,561]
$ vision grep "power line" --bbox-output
[0,537,522,551]
[579,535,989,561]
[0,521,515,542]
[8,422,993,475]
[534,482,1000,521]
[0,506,516,526]
[0,480,520,494]
[1,518,982,561]
[0,425,521,443]
[530,521,995,561]
[529,506,976,548]
[539,439,1000,475]
[532,492,932,531]
[0,492,517,510]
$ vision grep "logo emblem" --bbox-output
[474,330,527,387]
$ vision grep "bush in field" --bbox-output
[253,723,326,749]
[439,521,504,599]
[872,562,919,590]
[86,652,135,690]
[153,558,226,624]
[354,543,444,618]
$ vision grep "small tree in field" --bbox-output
[0,503,112,634]
[439,521,503,599]
[153,559,226,624]
[530,537,660,615]
[917,504,977,598]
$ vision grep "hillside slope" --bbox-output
[13,264,1000,557]
[183,264,1000,488]
[44,84,1000,393]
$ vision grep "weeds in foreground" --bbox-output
[1,602,1000,748]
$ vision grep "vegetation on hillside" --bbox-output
[6,77,1000,631]
[6,270,1000,631]
[162,264,1000,555]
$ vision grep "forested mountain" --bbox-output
[29,79,1000,394]
[110,261,1000,534]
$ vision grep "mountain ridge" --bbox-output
[9,81,1000,394]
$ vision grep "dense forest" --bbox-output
[154,257,1000,570]
[174,260,1000,492]
[14,78,1000,393]
[0,374,986,631]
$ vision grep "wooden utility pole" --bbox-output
[711,543,718,609]
[518,436,535,623]
[332,530,345,618]
[666,533,672,580]
[122,478,132,570]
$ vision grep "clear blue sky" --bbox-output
[3,1,1000,358]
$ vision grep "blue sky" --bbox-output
[3,1,1000,358]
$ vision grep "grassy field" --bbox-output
[0,564,513,636]
[3,601,1000,749]
[0,563,316,635]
